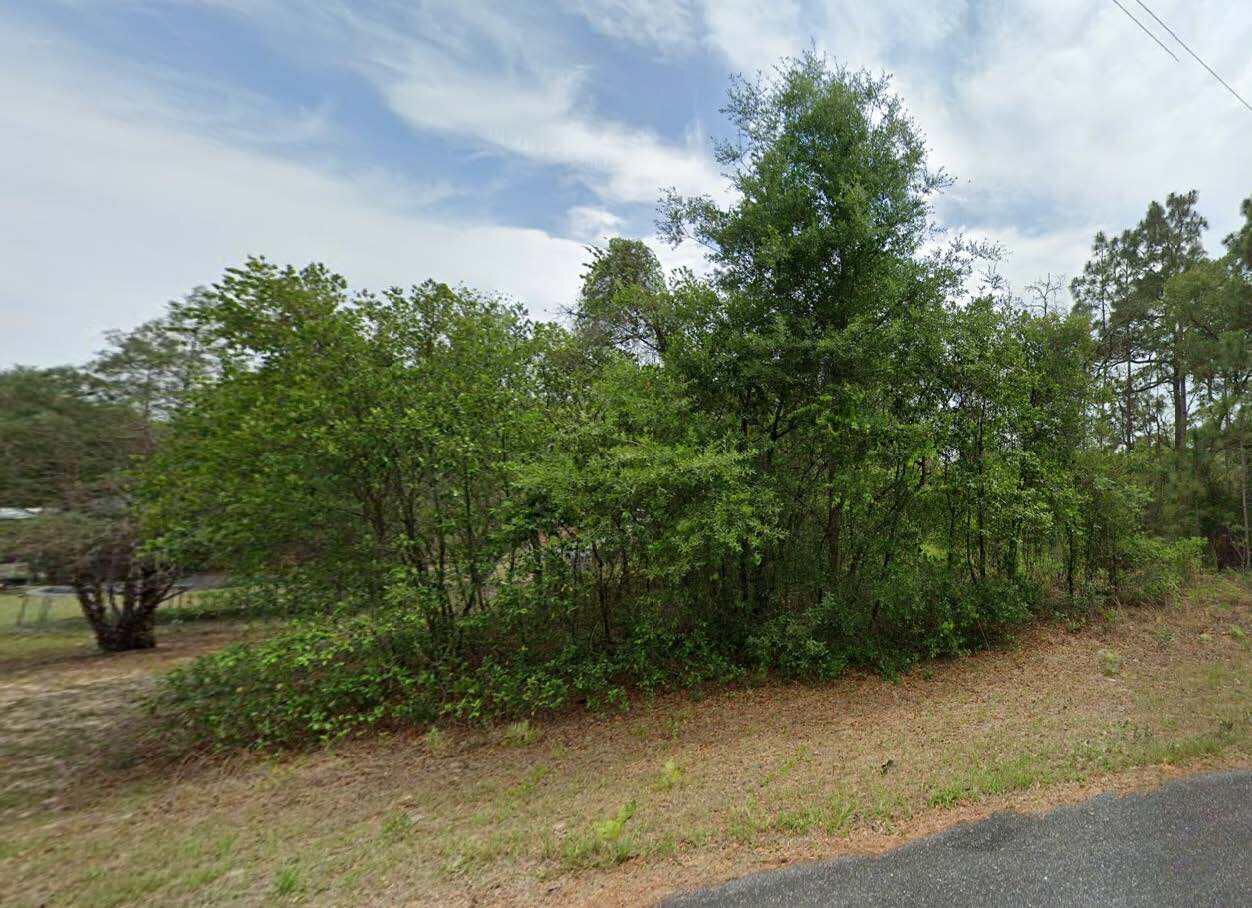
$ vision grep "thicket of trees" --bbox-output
[1,56,1247,745]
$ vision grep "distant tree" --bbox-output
[0,367,181,650]
[5,508,177,649]
[573,238,672,358]
[1168,212,1252,566]
[1228,196,1252,271]
[89,291,222,439]
[1118,192,1209,452]
[1024,273,1066,317]
[0,367,135,508]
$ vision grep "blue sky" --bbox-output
[3,0,1250,366]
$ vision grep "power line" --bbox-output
[1134,0,1252,113]
[1109,0,1178,61]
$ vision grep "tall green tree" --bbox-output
[146,260,552,631]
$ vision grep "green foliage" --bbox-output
[654,759,683,791]
[0,367,141,507]
[593,799,637,843]
[272,866,301,898]
[139,55,1241,749]
[1116,536,1206,606]
[155,598,750,748]
[1098,649,1124,677]
[744,605,847,681]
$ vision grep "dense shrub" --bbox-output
[157,604,752,748]
[145,54,1240,751]
[158,567,1049,749]
[1115,536,1206,606]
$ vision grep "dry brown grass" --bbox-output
[1,576,1249,906]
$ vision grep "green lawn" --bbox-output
[0,590,83,628]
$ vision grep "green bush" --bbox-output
[140,56,1223,754]
[745,607,847,681]
[157,568,1053,749]
[1117,536,1205,606]
[154,602,752,748]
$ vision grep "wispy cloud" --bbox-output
[567,206,625,243]
[209,0,726,205]
[561,0,700,55]
[693,0,1252,292]
[0,20,586,365]
[3,0,1249,366]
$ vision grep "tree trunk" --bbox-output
[1173,364,1187,453]
[1124,358,1134,450]
[75,577,163,652]
[1241,433,1250,571]
[91,611,157,651]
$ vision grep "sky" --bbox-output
[3,0,1250,367]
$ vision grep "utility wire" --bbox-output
[1134,0,1252,113]
[1109,0,1178,61]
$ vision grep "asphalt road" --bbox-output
[664,770,1252,907]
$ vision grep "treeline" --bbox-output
[2,56,1248,745]
[1071,191,1252,560]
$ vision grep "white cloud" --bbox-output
[202,1,726,206]
[566,206,625,243]
[700,0,805,74]
[0,25,587,366]
[561,0,699,55]
[924,1,1251,248]
[6,0,1250,367]
[380,51,722,204]
[697,0,1252,282]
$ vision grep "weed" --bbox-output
[727,801,766,844]
[1230,624,1246,641]
[381,811,414,842]
[646,834,678,858]
[505,764,551,800]
[423,726,449,755]
[821,790,857,836]
[763,745,812,786]
[771,807,817,835]
[560,801,640,870]
[1064,614,1088,634]
[1150,626,1174,647]
[594,800,637,843]
[864,788,907,832]
[273,866,302,897]
[929,754,1049,807]
[1130,723,1240,765]
[1098,649,1123,677]
[502,720,540,747]
[655,759,684,791]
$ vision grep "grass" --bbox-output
[1,574,1250,905]
[0,590,247,670]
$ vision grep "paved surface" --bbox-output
[665,770,1252,907]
